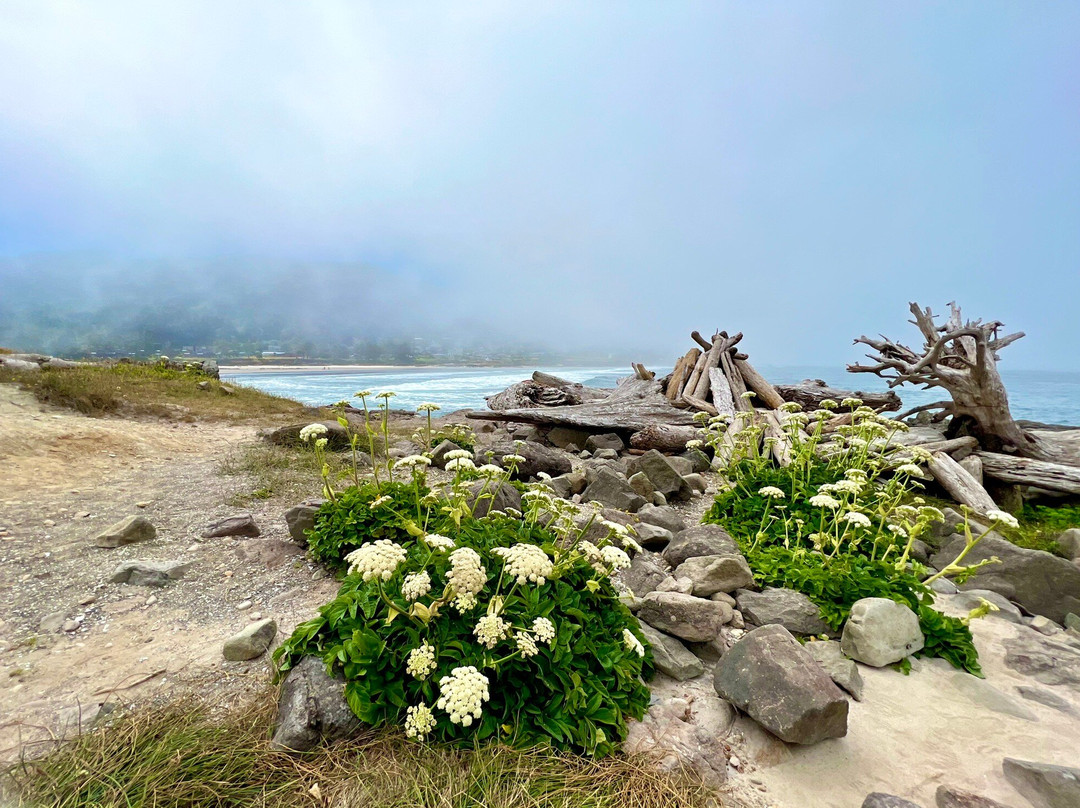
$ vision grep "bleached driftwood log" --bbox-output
[486,372,610,410]
[959,455,984,486]
[711,413,750,469]
[629,424,704,452]
[761,411,793,467]
[774,379,901,412]
[708,367,736,417]
[735,359,785,409]
[927,451,998,513]
[665,348,700,402]
[976,452,1080,496]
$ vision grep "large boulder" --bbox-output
[737,587,832,636]
[714,624,848,744]
[429,439,464,469]
[223,618,277,661]
[93,515,156,548]
[932,533,1080,623]
[581,468,647,513]
[466,481,522,517]
[110,560,192,587]
[271,656,363,751]
[638,591,731,642]
[267,421,352,451]
[1002,758,1080,808]
[585,433,625,453]
[841,598,924,667]
[637,504,687,535]
[1056,528,1080,561]
[480,442,573,481]
[673,554,754,597]
[620,552,671,598]
[663,524,739,567]
[284,499,325,545]
[639,623,705,681]
[627,450,693,502]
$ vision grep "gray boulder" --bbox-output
[663,524,739,567]
[484,442,572,480]
[935,785,1014,808]
[581,468,647,513]
[585,433,625,453]
[804,640,864,700]
[430,439,463,469]
[93,515,156,548]
[110,560,192,587]
[628,471,655,499]
[737,587,832,636]
[267,420,351,450]
[271,655,362,751]
[939,589,1023,625]
[638,591,731,642]
[284,499,325,545]
[674,554,754,596]
[1056,528,1080,561]
[223,618,277,661]
[680,448,711,474]
[627,450,693,502]
[639,623,705,681]
[546,427,592,450]
[635,522,674,550]
[620,552,670,598]
[932,534,1080,623]
[466,481,522,517]
[863,795,923,808]
[714,624,848,744]
[202,514,260,538]
[683,473,708,494]
[1002,758,1080,808]
[841,598,924,667]
[637,504,687,535]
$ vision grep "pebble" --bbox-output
[136,502,150,508]
[79,595,96,606]
[237,600,253,611]
[249,612,263,620]
[43,519,55,527]
[62,619,80,633]
[145,595,158,607]
[730,755,741,768]
[77,512,91,518]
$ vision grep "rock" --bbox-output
[714,624,849,745]
[680,448,711,474]
[430,439,464,469]
[663,524,739,567]
[484,442,572,481]
[863,794,924,808]
[271,655,362,751]
[656,576,694,595]
[620,552,670,598]
[223,618,277,661]
[683,473,708,494]
[110,560,192,587]
[267,420,351,451]
[638,591,731,642]
[1028,616,1063,636]
[652,492,668,507]
[711,591,736,607]
[935,785,1013,808]
[62,619,81,633]
[1016,686,1074,714]
[39,610,66,633]
[581,468,646,513]
[635,522,674,550]
[1003,630,1080,686]
[0,357,40,372]
[546,427,593,450]
[197,380,211,391]
[202,514,260,538]
[585,433,625,453]
[593,448,618,460]
[841,598,925,667]
[92,515,156,548]
[931,578,960,595]
[628,471,655,499]
[1002,758,1080,808]
[804,639,864,700]
[937,590,1024,625]
[466,481,522,517]
[1056,528,1080,560]
[673,554,754,596]
[932,534,1080,623]
[1067,613,1080,632]
[627,450,693,502]
[637,504,686,535]
[284,499,324,545]
[737,587,833,636]
[639,623,705,680]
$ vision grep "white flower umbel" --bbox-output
[830,479,863,495]
[842,511,873,529]
[476,464,504,478]
[532,617,556,644]
[299,423,329,443]
[502,453,527,464]
[369,495,392,509]
[895,463,923,477]
[423,533,455,552]
[345,540,407,582]
[758,486,786,499]
[600,545,631,572]
[492,544,553,586]
[515,632,539,658]
[473,613,511,649]
[986,509,1020,530]
[809,494,841,510]
[406,643,438,679]
[622,628,645,657]
[445,458,476,473]
[685,439,704,449]
[447,547,486,609]
[436,666,490,727]
[416,402,441,413]
[404,703,437,739]
[444,449,474,461]
[395,455,432,469]
[402,571,432,602]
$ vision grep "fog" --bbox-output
[1,3,1078,367]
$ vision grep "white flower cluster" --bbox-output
[405,643,437,679]
[986,509,1020,530]
[416,402,441,412]
[809,494,841,510]
[299,423,328,443]
[600,545,631,572]
[758,486,786,499]
[895,463,924,477]
[401,570,432,601]
[423,533,455,552]
[842,511,872,529]
[685,439,704,449]
[502,453,527,465]
[476,464,504,478]
[436,666,490,727]
[345,540,407,581]
[820,479,863,495]
[446,547,486,611]
[370,495,392,509]
[492,544,553,586]
[404,703,437,739]
[532,617,556,644]
[445,458,476,473]
[396,454,432,469]
[515,632,539,657]
[445,449,473,461]
[473,613,511,648]
[622,628,645,657]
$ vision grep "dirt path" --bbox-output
[0,385,337,760]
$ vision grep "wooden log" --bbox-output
[691,336,727,401]
[665,348,700,401]
[734,359,785,410]
[629,424,704,452]
[975,451,1080,496]
[690,330,713,351]
[774,379,902,412]
[711,413,750,470]
[531,371,610,402]
[682,393,718,416]
[632,363,655,380]
[959,454,983,487]
[721,352,753,411]
[708,367,736,416]
[682,350,710,403]
[762,411,793,467]
[927,451,998,513]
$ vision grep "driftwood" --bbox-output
[666,348,700,402]
[774,379,901,412]
[629,424,704,453]
[682,393,718,416]
[708,367,736,416]
[721,352,753,412]
[976,451,1080,496]
[761,411,793,467]
[735,359,785,409]
[927,451,998,513]
[682,351,709,402]
[711,413,750,469]
[690,336,725,401]
[469,377,698,433]
[486,372,609,411]
[959,455,984,486]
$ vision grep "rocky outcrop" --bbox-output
[714,624,848,744]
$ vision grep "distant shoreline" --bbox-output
[218,364,620,376]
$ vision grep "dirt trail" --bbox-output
[0,385,336,760]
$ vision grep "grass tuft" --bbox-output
[4,692,717,808]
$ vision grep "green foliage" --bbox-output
[916,606,982,677]
[1009,501,1080,555]
[431,423,477,452]
[307,481,428,569]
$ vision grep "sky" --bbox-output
[1,2,1078,367]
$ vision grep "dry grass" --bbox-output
[0,363,316,423]
[4,691,719,808]
[219,442,345,505]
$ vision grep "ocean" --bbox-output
[221,365,1080,427]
